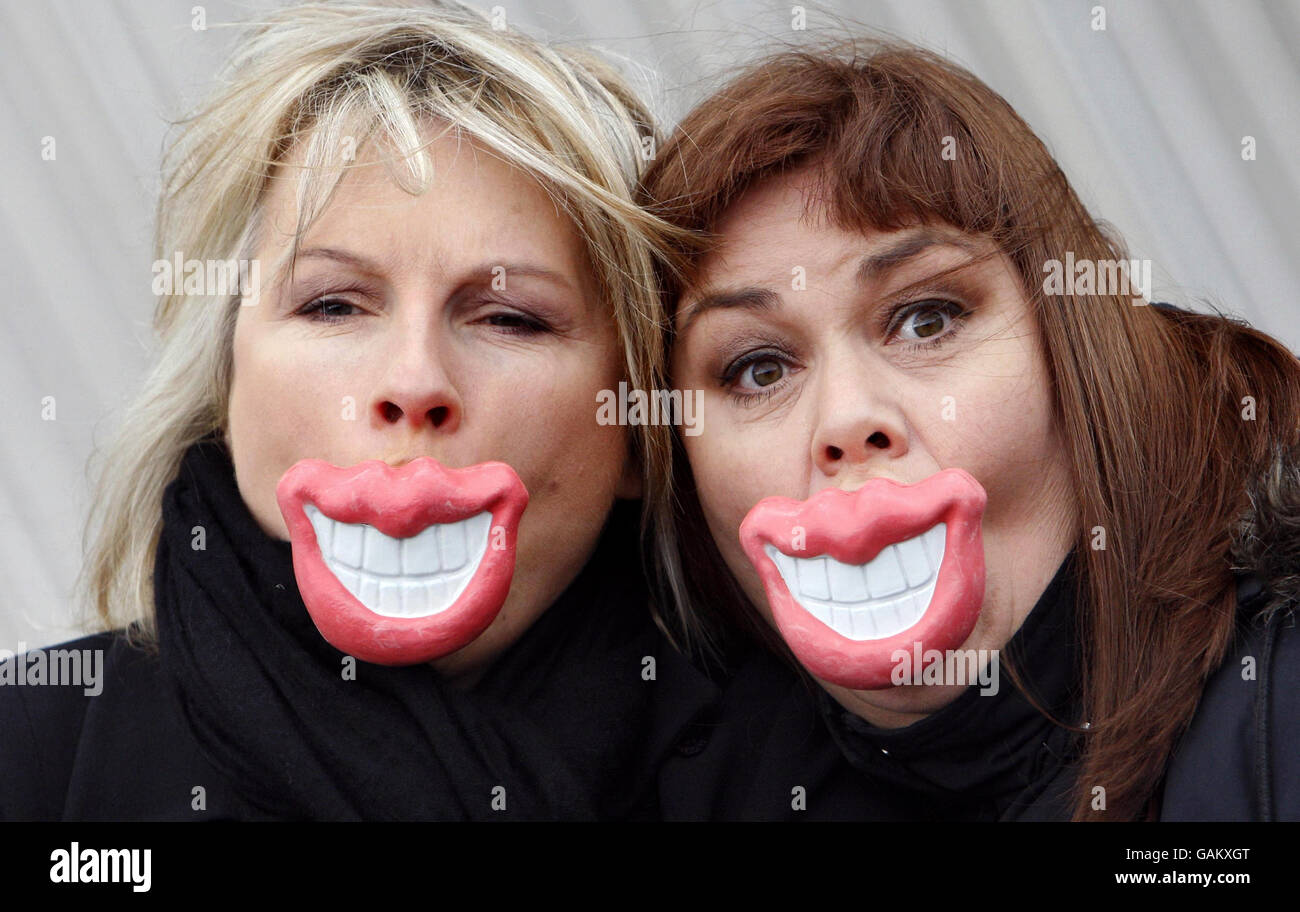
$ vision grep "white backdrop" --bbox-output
[2,0,1298,651]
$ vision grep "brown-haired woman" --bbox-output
[645,39,1300,821]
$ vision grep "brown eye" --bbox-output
[911,310,946,338]
[894,300,962,344]
[721,347,797,397]
[743,359,784,388]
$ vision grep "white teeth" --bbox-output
[852,609,878,639]
[895,535,932,588]
[796,556,831,600]
[400,529,441,575]
[770,550,797,582]
[334,522,365,568]
[439,524,468,571]
[363,527,402,576]
[379,581,403,615]
[303,504,493,619]
[865,547,907,598]
[827,558,870,601]
[402,584,427,617]
[335,566,360,595]
[803,598,830,627]
[766,522,946,641]
[922,526,944,566]
[831,604,853,636]
[360,576,380,610]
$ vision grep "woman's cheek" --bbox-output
[493,361,623,508]
[689,432,765,558]
[234,335,366,534]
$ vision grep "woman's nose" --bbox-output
[376,396,456,430]
[370,324,462,434]
[810,351,907,476]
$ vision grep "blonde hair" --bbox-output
[81,0,697,645]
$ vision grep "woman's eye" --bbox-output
[298,298,360,323]
[740,358,785,389]
[892,300,966,345]
[724,353,791,393]
[482,311,548,335]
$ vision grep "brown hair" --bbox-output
[640,38,1300,820]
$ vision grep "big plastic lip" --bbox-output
[276,456,528,665]
[739,467,987,690]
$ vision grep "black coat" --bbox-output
[659,548,1087,820]
[657,565,1299,821]
[1,624,723,821]
[0,630,271,820]
[4,572,1294,822]
[1161,576,1300,820]
[5,548,1296,821]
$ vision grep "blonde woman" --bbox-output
[0,1,713,821]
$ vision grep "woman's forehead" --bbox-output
[256,130,589,284]
[694,197,994,289]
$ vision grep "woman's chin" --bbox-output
[817,675,973,728]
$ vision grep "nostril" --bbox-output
[380,402,403,424]
[429,405,449,428]
[826,445,844,461]
[867,432,889,449]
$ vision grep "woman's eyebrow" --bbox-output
[293,246,392,279]
[292,248,579,293]
[459,261,580,295]
[679,231,985,332]
[855,230,983,283]
[678,286,781,334]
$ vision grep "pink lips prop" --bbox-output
[276,457,528,665]
[739,467,987,690]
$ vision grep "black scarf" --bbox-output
[817,549,1084,819]
[153,436,708,820]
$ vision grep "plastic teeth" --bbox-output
[765,522,946,640]
[304,504,493,618]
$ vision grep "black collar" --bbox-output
[817,549,1084,817]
